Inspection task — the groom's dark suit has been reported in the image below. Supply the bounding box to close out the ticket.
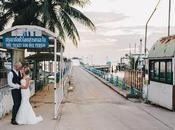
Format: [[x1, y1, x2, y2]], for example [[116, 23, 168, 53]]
[[10, 70, 22, 123]]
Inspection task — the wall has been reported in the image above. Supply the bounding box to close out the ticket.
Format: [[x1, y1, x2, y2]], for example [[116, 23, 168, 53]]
[[148, 81, 173, 110]]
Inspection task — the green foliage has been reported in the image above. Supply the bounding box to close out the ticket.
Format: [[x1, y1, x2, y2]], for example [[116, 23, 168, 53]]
[[0, 0, 95, 45], [128, 56, 139, 70]]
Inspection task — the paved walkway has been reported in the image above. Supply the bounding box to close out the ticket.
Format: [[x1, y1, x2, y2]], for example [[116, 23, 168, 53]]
[[1, 67, 175, 130], [56, 67, 175, 130]]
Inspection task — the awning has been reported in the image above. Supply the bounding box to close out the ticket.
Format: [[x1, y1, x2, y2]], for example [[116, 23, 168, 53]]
[[25, 53, 67, 62]]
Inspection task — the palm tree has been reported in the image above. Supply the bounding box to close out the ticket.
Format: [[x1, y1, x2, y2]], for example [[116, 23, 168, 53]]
[[0, 0, 95, 45], [128, 55, 139, 70]]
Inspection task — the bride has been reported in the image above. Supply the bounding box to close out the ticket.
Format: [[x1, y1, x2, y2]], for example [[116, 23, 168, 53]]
[[16, 66, 43, 125]]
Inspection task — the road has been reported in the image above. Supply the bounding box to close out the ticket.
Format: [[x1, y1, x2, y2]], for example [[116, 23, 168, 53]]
[[56, 67, 171, 130]]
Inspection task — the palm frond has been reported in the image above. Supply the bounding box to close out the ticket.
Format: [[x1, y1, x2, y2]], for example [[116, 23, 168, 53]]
[[59, 9, 80, 46], [3, 0, 33, 14], [51, 5, 65, 39], [64, 5, 95, 31], [0, 10, 13, 31], [54, 0, 90, 7], [40, 0, 51, 26], [129, 56, 140, 70], [12, 2, 39, 26], [0, 0, 95, 46], [135, 57, 140, 70]]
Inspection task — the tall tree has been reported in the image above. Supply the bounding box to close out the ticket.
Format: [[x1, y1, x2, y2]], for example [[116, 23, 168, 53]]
[[0, 0, 95, 45]]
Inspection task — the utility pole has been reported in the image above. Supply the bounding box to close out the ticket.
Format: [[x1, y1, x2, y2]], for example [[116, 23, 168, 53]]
[[129, 44, 131, 56], [168, 0, 171, 36], [144, 0, 160, 56], [140, 39, 142, 56], [144, 1, 160, 102]]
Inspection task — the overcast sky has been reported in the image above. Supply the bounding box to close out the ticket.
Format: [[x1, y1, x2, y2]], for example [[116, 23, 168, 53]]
[[64, 0, 175, 65]]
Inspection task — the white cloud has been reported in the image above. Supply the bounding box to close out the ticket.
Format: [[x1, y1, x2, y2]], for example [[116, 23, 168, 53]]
[[66, 0, 175, 64]]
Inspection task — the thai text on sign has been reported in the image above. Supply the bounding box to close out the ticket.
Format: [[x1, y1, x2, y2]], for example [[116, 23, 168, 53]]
[[2, 36, 49, 48]]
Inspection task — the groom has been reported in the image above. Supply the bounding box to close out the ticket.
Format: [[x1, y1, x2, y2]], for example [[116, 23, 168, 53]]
[[7, 62, 23, 125]]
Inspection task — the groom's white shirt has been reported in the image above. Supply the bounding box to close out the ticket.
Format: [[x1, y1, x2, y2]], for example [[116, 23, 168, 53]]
[[7, 69, 21, 89]]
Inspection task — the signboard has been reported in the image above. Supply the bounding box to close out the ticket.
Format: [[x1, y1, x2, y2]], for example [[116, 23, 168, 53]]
[[2, 36, 49, 49]]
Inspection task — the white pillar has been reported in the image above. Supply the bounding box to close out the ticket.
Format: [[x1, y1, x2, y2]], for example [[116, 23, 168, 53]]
[[60, 43, 63, 96], [12, 49, 24, 66], [54, 38, 57, 119], [173, 57, 175, 85]]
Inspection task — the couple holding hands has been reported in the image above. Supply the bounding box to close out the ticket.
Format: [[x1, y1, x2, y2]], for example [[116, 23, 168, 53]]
[[8, 62, 43, 125]]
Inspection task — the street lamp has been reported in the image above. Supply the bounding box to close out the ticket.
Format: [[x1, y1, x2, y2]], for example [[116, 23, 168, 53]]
[[144, 0, 161, 56], [168, 0, 171, 36]]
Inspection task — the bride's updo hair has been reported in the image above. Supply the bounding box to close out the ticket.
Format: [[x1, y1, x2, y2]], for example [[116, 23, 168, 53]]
[[24, 66, 30, 75]]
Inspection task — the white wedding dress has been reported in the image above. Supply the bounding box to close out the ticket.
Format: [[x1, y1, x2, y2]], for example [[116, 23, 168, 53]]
[[16, 77, 43, 125]]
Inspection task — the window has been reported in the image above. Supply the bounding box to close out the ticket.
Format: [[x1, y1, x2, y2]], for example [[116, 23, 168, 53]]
[[154, 61, 159, 80], [160, 62, 165, 82], [149, 61, 159, 81], [149, 59, 173, 84], [167, 61, 173, 84], [150, 61, 154, 80]]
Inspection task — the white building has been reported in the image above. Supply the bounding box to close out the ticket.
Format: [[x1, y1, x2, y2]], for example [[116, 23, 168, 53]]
[[147, 35, 175, 110], [71, 57, 80, 66]]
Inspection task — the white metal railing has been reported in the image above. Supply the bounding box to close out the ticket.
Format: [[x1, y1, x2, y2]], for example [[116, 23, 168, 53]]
[[54, 61, 72, 119]]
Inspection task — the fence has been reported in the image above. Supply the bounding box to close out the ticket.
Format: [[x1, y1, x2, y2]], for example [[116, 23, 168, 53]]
[[54, 61, 72, 119], [84, 66, 143, 98], [124, 70, 143, 90]]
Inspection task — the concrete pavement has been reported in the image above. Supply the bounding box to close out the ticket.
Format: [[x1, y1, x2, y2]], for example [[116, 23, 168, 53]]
[[56, 67, 175, 130], [1, 66, 175, 130]]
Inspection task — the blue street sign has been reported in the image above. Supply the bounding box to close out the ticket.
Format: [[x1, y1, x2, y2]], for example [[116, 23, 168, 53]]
[[2, 36, 49, 49]]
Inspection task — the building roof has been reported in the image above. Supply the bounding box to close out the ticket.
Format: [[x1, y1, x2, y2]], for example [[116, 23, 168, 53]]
[[0, 25, 57, 38], [148, 35, 175, 59]]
